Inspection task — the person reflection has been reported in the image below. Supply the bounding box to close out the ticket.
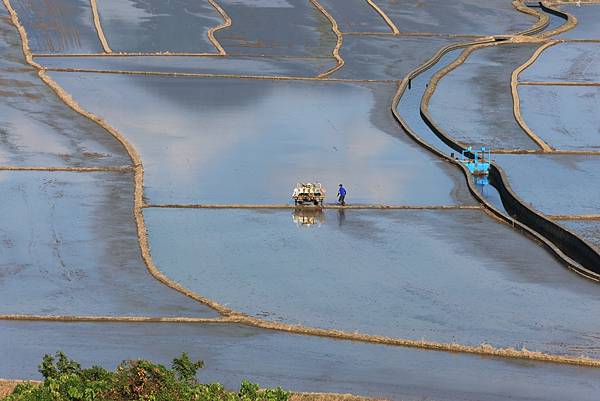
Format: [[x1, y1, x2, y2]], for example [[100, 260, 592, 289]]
[[337, 208, 346, 227]]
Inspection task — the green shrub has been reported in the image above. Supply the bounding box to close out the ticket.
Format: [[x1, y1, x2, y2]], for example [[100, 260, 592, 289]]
[[6, 352, 289, 401]]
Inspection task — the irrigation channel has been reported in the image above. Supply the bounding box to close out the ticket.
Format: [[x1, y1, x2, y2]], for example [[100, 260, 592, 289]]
[[395, 4, 600, 282]]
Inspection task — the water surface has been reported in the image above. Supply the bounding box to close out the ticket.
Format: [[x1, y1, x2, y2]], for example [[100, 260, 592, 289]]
[[50, 73, 475, 206], [97, 0, 223, 53], [4, 320, 600, 401], [0, 171, 216, 317], [373, 0, 537, 35], [333, 35, 459, 80], [496, 154, 600, 216], [10, 0, 102, 53], [560, 220, 600, 252], [214, 0, 336, 57], [520, 43, 600, 83], [36, 55, 335, 78], [556, 4, 600, 39], [318, 0, 390, 33], [146, 207, 600, 357], [429, 44, 540, 150], [519, 85, 600, 150], [0, 10, 129, 167]]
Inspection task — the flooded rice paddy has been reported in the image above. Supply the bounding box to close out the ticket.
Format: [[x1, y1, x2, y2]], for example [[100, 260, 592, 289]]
[[0, 12, 129, 166], [428, 43, 540, 150], [10, 0, 102, 53], [333, 35, 459, 80], [96, 0, 224, 54], [4, 320, 600, 401], [368, 0, 536, 36], [518, 85, 600, 150], [519, 42, 600, 83], [318, 0, 391, 33], [145, 207, 600, 357], [49, 74, 475, 206], [496, 154, 600, 216], [0, 170, 216, 317], [555, 3, 600, 39], [213, 0, 336, 57], [35, 55, 336, 78], [560, 220, 600, 252], [3, 0, 600, 399]]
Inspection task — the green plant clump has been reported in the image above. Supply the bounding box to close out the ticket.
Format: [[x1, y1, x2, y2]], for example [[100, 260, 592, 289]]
[[6, 351, 289, 401]]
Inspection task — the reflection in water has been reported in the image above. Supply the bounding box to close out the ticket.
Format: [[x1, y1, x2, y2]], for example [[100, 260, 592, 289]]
[[292, 207, 325, 227], [337, 208, 346, 227], [50, 74, 474, 205]]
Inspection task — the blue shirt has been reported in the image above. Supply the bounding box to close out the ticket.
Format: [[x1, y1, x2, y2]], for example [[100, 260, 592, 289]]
[[338, 187, 346, 196]]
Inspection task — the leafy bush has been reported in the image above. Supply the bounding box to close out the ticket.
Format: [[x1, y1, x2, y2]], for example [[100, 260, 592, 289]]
[[5, 352, 289, 401]]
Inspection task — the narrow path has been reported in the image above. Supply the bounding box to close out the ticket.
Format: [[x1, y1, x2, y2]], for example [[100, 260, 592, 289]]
[[520, 80, 600, 86], [143, 204, 481, 210], [0, 166, 132, 172], [89, 0, 112, 53], [365, 0, 399, 34], [511, 41, 555, 151], [42, 67, 394, 83], [308, 0, 344, 78], [207, 0, 231, 55]]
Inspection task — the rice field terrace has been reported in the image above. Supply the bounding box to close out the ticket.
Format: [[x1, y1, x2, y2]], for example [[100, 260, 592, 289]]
[[1, 1, 600, 400]]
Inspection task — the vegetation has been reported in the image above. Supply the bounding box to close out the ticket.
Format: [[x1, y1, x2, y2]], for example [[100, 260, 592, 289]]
[[5, 352, 289, 401]]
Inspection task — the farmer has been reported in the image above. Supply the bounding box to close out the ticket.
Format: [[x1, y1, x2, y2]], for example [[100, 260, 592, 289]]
[[337, 184, 347, 206]]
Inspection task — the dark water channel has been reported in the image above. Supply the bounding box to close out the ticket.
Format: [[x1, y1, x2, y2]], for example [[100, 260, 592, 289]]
[[395, 47, 509, 214]]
